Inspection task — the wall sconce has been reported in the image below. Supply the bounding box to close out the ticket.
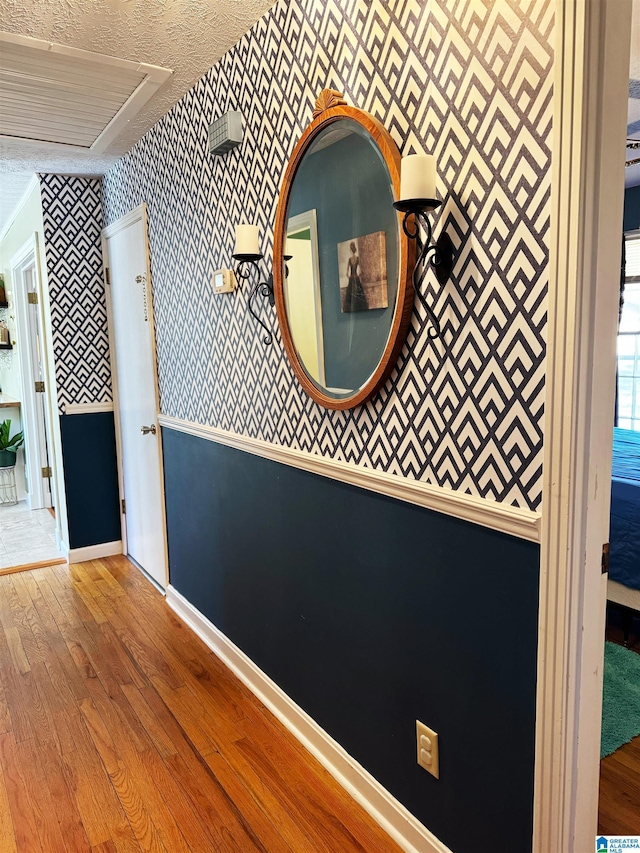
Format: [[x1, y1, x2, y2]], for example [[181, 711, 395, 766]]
[[393, 154, 453, 339], [232, 224, 277, 346]]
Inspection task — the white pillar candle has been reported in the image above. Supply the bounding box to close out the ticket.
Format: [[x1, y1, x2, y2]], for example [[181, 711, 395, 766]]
[[400, 154, 436, 201], [234, 223, 260, 256]]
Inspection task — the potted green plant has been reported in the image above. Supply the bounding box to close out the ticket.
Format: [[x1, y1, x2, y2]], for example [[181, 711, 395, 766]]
[[0, 419, 24, 468]]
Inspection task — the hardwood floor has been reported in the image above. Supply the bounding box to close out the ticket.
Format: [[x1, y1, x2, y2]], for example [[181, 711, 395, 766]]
[[599, 734, 640, 834], [598, 615, 640, 834], [0, 555, 403, 852]]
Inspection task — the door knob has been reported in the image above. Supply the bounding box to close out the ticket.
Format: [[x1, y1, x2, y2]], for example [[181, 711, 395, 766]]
[[140, 424, 157, 435]]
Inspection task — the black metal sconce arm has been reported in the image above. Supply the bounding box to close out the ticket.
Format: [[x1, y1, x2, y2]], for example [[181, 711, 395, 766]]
[[232, 253, 293, 346], [233, 254, 275, 346], [393, 199, 453, 340]]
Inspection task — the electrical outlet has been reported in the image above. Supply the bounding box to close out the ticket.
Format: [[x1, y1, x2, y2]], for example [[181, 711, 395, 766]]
[[416, 720, 439, 779]]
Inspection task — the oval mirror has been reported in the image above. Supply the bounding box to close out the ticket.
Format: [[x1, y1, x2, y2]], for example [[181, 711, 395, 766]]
[[273, 90, 414, 409]]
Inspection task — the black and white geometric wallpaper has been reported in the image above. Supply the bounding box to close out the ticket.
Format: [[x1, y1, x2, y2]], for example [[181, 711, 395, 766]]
[[40, 175, 112, 413], [103, 0, 553, 510]]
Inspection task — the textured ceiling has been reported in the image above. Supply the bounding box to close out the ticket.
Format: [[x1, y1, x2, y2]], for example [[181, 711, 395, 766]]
[[0, 0, 274, 177], [1, 0, 638, 196], [0, 171, 34, 233]]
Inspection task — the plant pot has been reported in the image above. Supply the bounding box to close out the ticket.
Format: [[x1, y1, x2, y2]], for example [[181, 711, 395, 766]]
[[0, 449, 16, 468]]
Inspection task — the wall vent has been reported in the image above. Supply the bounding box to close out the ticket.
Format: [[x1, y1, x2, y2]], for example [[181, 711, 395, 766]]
[[208, 111, 243, 156]]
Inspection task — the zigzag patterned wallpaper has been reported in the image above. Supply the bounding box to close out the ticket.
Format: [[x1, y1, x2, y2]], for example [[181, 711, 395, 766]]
[[40, 175, 112, 413], [103, 0, 553, 510]]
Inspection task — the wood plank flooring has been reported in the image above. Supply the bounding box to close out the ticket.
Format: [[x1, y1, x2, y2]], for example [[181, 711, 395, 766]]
[[599, 734, 640, 834], [0, 555, 403, 853], [599, 618, 640, 834]]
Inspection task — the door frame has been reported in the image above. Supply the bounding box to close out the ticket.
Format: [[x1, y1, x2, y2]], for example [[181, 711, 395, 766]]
[[534, 1, 632, 851], [286, 209, 326, 386], [10, 232, 61, 510], [102, 203, 169, 589]]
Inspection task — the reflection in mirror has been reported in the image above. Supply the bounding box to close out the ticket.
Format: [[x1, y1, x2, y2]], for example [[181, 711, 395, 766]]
[[284, 210, 325, 386], [285, 119, 399, 399]]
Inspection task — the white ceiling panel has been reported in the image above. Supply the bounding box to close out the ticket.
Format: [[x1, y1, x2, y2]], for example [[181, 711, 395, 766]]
[[0, 32, 171, 151]]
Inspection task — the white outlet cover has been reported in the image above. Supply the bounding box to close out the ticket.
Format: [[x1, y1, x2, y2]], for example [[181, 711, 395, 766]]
[[416, 720, 439, 779]]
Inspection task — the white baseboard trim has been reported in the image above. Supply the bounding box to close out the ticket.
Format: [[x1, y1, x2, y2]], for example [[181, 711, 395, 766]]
[[69, 540, 122, 563], [158, 415, 540, 543], [166, 584, 453, 853], [62, 401, 114, 415]]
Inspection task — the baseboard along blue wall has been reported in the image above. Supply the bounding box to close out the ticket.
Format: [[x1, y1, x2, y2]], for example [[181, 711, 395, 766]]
[[162, 426, 540, 853]]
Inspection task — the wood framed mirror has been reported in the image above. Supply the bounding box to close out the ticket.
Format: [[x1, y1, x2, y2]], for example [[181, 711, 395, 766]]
[[273, 90, 414, 410]]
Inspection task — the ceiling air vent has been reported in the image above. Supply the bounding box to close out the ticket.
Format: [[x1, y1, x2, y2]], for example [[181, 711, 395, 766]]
[[0, 31, 172, 153]]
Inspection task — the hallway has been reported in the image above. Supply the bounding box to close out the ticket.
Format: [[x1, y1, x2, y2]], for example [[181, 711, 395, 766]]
[[0, 500, 64, 572], [0, 556, 401, 852]]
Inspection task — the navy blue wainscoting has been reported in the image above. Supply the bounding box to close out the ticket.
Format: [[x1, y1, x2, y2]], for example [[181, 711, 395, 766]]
[[162, 427, 540, 853], [60, 412, 121, 549], [624, 184, 640, 231]]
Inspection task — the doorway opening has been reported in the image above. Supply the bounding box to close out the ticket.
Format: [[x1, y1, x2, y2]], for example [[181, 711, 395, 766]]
[[2, 234, 66, 570], [598, 224, 640, 833], [598, 0, 640, 833]]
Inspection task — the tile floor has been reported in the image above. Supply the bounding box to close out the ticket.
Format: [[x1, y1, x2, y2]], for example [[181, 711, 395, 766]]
[[0, 501, 66, 569]]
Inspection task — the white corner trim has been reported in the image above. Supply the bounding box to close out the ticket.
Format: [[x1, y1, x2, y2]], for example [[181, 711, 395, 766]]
[[102, 204, 145, 238], [158, 414, 541, 543], [69, 540, 122, 564], [91, 68, 172, 155], [0, 175, 39, 244], [62, 401, 114, 415], [166, 585, 453, 853]]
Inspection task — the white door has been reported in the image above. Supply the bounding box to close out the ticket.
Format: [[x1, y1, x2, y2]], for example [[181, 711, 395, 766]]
[[11, 237, 55, 511], [25, 265, 53, 508], [103, 205, 168, 589]]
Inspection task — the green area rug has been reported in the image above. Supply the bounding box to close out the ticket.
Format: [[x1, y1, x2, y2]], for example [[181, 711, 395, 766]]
[[601, 641, 640, 759]]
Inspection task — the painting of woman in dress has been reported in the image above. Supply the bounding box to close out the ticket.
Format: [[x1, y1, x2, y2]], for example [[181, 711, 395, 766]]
[[338, 231, 388, 313], [343, 241, 368, 312]]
